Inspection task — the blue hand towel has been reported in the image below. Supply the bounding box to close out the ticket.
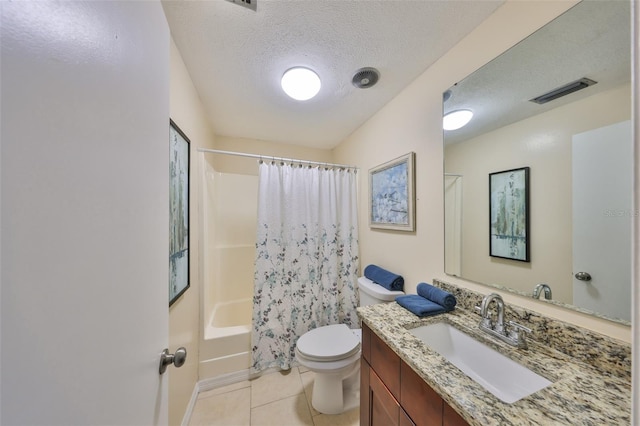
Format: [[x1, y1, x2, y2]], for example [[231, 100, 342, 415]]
[[364, 264, 404, 291], [395, 295, 447, 317], [417, 283, 457, 310]]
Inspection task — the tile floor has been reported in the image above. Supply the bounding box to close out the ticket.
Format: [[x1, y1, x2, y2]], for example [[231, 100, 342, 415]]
[[189, 366, 360, 426]]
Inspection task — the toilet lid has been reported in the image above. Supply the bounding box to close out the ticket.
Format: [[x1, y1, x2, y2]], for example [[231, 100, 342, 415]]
[[296, 324, 361, 361]]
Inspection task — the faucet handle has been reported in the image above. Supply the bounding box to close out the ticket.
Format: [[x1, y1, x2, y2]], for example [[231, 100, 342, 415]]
[[508, 321, 531, 334], [508, 321, 531, 348]]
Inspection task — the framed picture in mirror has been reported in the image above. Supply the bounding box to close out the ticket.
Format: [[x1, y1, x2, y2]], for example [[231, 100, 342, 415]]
[[489, 167, 529, 262], [369, 152, 415, 231]]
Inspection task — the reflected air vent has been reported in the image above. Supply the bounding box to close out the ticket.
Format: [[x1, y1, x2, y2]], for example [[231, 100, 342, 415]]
[[530, 78, 597, 104], [225, 0, 256, 11], [352, 67, 380, 89]]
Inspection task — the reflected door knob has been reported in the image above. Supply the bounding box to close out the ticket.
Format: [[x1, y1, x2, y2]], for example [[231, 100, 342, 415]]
[[575, 272, 592, 282], [159, 347, 187, 375]]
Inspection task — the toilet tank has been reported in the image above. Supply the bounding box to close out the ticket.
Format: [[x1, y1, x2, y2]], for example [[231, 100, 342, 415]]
[[357, 277, 405, 306]]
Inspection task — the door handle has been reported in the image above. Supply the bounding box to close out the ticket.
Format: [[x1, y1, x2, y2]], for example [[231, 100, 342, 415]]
[[574, 272, 592, 282], [159, 347, 187, 375]]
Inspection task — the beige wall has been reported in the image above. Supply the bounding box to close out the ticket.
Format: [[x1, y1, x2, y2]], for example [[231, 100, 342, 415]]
[[333, 0, 631, 343], [445, 84, 631, 304], [169, 37, 217, 425]]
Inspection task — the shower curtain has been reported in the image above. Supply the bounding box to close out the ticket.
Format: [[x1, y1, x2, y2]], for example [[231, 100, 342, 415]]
[[251, 161, 360, 372]]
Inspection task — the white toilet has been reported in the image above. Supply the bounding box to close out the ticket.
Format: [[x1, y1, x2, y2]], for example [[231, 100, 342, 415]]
[[295, 277, 404, 414]]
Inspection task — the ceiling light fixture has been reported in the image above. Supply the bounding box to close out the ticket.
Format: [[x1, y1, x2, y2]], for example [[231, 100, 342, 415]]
[[281, 67, 321, 101], [443, 109, 473, 131]]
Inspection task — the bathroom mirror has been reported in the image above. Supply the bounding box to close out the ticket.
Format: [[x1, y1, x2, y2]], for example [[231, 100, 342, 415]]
[[443, 0, 632, 323]]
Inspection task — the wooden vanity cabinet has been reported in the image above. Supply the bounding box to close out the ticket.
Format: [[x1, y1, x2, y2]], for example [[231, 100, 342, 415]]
[[361, 323, 469, 426]]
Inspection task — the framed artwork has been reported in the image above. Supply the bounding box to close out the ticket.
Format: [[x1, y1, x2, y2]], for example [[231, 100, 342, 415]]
[[169, 119, 190, 306], [489, 167, 530, 262], [369, 152, 415, 231]]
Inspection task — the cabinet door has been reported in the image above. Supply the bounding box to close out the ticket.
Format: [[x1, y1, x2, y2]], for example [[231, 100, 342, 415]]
[[361, 360, 371, 426], [443, 403, 469, 426], [370, 328, 401, 399], [370, 368, 400, 426]]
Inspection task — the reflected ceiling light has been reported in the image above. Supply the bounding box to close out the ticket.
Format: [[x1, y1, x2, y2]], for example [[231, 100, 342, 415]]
[[281, 67, 321, 101], [443, 109, 473, 131]]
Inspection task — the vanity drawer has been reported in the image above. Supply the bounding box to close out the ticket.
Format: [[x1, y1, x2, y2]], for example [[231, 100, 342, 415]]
[[443, 404, 468, 426], [368, 324, 401, 399], [400, 361, 442, 425]]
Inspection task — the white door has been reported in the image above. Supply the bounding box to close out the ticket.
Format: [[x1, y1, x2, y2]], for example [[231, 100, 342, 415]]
[[444, 175, 463, 277], [572, 120, 632, 321], [1, 1, 170, 424]]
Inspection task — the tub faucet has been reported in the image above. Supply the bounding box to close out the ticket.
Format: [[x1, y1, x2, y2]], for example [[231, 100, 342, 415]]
[[533, 283, 552, 300], [477, 292, 531, 349]]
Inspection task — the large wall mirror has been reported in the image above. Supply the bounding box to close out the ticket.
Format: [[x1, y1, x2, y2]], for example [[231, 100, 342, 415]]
[[443, 0, 632, 323]]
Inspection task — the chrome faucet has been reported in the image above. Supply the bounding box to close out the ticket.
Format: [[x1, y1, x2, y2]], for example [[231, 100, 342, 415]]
[[533, 283, 552, 300], [480, 292, 505, 333], [477, 293, 531, 349]]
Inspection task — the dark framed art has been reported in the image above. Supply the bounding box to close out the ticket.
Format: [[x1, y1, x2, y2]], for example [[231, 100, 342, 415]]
[[169, 119, 190, 306], [489, 167, 530, 262]]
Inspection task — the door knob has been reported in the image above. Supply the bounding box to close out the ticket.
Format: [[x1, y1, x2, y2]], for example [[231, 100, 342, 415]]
[[574, 272, 592, 282], [159, 347, 187, 375]]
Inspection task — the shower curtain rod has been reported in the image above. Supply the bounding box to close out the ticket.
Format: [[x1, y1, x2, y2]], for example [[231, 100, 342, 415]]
[[198, 148, 359, 170]]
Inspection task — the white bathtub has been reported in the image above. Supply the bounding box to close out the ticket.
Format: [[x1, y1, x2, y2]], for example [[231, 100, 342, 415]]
[[200, 298, 252, 379]]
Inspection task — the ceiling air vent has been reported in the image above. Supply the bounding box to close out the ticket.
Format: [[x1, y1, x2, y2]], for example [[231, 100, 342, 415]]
[[352, 67, 380, 89], [530, 77, 597, 104], [225, 0, 256, 11]]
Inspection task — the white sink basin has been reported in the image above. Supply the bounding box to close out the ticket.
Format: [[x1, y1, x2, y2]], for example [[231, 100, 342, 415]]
[[409, 322, 552, 404]]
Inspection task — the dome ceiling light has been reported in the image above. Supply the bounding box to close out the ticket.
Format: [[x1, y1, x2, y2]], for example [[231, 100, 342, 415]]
[[443, 109, 473, 131], [281, 67, 321, 101]]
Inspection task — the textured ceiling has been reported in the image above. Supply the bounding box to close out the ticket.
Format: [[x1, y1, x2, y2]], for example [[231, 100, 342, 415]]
[[444, 0, 631, 145], [162, 0, 503, 149]]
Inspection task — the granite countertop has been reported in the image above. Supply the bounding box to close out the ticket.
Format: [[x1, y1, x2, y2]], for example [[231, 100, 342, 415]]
[[357, 302, 631, 426]]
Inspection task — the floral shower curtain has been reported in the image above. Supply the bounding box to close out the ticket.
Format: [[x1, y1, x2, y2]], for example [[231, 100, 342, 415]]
[[251, 161, 360, 373]]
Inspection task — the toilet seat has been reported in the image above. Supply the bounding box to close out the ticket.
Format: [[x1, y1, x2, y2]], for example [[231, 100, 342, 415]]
[[296, 324, 360, 362]]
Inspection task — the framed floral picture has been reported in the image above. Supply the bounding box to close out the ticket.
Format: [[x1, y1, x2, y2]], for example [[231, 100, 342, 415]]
[[489, 167, 530, 262], [169, 119, 190, 306], [369, 152, 415, 231]]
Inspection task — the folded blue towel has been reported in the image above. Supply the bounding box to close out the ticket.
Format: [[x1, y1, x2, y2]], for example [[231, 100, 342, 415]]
[[417, 283, 457, 310], [395, 295, 447, 317], [364, 264, 404, 291]]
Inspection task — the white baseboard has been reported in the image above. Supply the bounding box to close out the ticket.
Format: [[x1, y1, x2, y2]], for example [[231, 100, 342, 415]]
[[198, 369, 253, 392], [181, 369, 254, 426], [180, 383, 199, 426]]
